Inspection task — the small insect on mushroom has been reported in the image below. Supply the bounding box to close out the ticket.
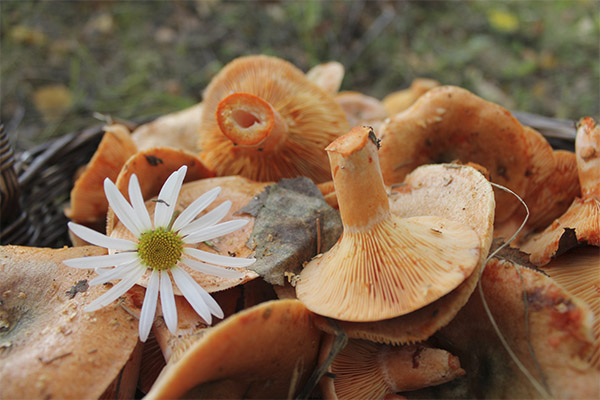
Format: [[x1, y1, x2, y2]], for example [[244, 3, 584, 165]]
[[63, 166, 256, 342]]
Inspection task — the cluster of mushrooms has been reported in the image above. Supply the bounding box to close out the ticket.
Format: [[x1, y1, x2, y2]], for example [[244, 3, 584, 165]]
[[1, 55, 598, 399]]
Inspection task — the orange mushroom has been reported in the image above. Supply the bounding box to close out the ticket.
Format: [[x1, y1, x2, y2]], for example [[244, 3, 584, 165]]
[[305, 61, 345, 95], [296, 126, 482, 322], [0, 245, 141, 399], [198, 54, 350, 183], [381, 77, 440, 115], [378, 85, 530, 223], [335, 90, 388, 131]]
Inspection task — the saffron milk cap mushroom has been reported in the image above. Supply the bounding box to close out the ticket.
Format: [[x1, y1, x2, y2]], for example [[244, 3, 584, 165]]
[[198, 54, 350, 183], [381, 78, 440, 115], [296, 126, 482, 321], [0, 245, 141, 399], [378, 85, 530, 222], [305, 61, 345, 95], [319, 336, 465, 400], [145, 299, 322, 399]]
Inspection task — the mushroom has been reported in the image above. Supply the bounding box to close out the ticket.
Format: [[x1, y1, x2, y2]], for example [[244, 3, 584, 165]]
[[305, 61, 345, 95], [296, 126, 482, 322], [418, 256, 600, 399], [65, 124, 137, 227], [131, 103, 204, 152], [381, 78, 440, 115], [319, 335, 465, 400], [542, 246, 600, 368], [335, 91, 388, 131], [0, 245, 141, 399], [378, 85, 530, 222], [311, 162, 495, 345], [144, 299, 322, 399], [520, 118, 599, 265], [197, 54, 350, 183]]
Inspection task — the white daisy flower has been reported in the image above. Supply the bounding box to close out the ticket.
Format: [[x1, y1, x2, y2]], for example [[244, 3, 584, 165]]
[[64, 165, 255, 342]]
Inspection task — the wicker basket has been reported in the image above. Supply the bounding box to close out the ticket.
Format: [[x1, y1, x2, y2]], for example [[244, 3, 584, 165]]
[[0, 113, 576, 249]]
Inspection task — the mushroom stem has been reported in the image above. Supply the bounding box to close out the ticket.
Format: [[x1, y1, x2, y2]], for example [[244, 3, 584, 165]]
[[216, 92, 288, 153], [326, 126, 389, 231]]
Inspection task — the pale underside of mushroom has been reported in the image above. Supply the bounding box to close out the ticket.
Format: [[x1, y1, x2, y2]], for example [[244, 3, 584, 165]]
[[305, 61, 345, 95]]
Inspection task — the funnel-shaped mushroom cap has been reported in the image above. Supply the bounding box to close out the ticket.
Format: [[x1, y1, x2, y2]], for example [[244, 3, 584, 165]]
[[0, 245, 140, 399], [421, 257, 599, 399], [145, 299, 322, 399], [378, 85, 530, 222], [311, 163, 495, 344], [306, 61, 345, 95], [319, 336, 465, 400], [576, 117, 600, 199], [106, 146, 215, 235], [381, 78, 440, 115], [65, 124, 137, 224], [131, 103, 203, 152], [543, 246, 600, 368], [296, 126, 482, 322], [198, 55, 350, 183], [335, 91, 388, 129]]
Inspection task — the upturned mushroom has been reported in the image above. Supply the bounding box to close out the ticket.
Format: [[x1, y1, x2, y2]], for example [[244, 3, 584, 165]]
[[311, 162, 495, 344], [0, 245, 141, 399], [197, 54, 350, 183], [377, 85, 530, 222], [295, 126, 482, 322], [319, 335, 465, 400], [381, 78, 440, 115], [144, 299, 322, 399], [335, 91, 388, 131]]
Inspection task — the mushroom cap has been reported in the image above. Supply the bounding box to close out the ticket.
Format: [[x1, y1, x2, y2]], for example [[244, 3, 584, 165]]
[[335, 90, 388, 129], [378, 85, 530, 222], [65, 124, 137, 224], [106, 146, 215, 235], [381, 78, 440, 115], [0, 245, 141, 399], [305, 61, 345, 94], [144, 299, 322, 399], [319, 336, 465, 400], [110, 175, 269, 294], [198, 54, 350, 183], [422, 257, 599, 399], [543, 246, 600, 368], [520, 196, 600, 266], [131, 103, 203, 152], [495, 149, 580, 243], [296, 127, 482, 322], [576, 117, 600, 199]]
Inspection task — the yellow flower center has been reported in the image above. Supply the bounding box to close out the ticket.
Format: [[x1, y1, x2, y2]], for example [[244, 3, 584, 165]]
[[137, 227, 183, 270]]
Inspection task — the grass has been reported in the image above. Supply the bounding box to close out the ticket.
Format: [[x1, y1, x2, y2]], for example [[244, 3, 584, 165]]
[[1, 0, 598, 151]]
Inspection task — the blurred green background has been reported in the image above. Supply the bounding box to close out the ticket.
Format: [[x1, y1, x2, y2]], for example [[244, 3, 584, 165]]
[[1, 0, 598, 151]]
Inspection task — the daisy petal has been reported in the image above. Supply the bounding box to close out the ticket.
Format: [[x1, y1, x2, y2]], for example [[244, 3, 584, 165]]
[[68, 222, 136, 251], [154, 166, 187, 228], [182, 219, 249, 244], [196, 285, 224, 319], [184, 247, 256, 267], [139, 269, 160, 342], [159, 271, 178, 335], [104, 178, 144, 236], [89, 260, 140, 286], [171, 267, 213, 324], [178, 201, 232, 237], [129, 174, 152, 231], [63, 251, 138, 269], [172, 186, 221, 232], [182, 257, 245, 279], [85, 267, 145, 312]]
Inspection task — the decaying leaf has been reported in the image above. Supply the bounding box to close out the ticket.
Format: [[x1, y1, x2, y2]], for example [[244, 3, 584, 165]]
[[241, 177, 342, 286]]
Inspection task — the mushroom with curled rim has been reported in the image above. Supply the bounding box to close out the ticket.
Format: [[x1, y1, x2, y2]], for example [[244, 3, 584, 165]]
[[520, 117, 599, 266], [65, 124, 137, 228], [377, 85, 530, 223], [416, 256, 599, 399], [295, 126, 483, 322], [305, 61, 345, 95], [319, 335, 465, 400], [197, 54, 350, 183], [335, 91, 388, 133], [0, 245, 141, 400], [381, 77, 440, 116], [311, 162, 495, 345], [144, 299, 322, 399]]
